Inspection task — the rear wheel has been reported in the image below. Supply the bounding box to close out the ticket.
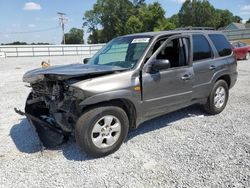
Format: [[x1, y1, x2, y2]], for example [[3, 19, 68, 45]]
[[75, 106, 129, 157], [204, 80, 229, 115]]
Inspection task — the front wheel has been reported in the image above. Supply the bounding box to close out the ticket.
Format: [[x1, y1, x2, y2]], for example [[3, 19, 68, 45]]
[[75, 106, 129, 157], [204, 80, 229, 115]]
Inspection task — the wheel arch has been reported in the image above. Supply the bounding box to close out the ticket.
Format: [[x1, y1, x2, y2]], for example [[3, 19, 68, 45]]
[[215, 74, 231, 88], [80, 98, 138, 130]]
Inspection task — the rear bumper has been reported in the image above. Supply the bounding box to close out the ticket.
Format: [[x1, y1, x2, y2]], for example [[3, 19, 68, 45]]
[[230, 71, 238, 89]]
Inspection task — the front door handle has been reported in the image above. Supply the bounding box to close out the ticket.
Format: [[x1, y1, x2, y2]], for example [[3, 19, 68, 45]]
[[181, 74, 191, 81], [209, 65, 216, 70]]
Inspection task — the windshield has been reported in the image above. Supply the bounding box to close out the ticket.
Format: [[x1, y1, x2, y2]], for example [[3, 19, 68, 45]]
[[88, 36, 152, 68]]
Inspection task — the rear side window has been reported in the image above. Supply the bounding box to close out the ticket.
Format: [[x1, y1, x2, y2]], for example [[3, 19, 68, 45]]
[[192, 35, 212, 62], [232, 42, 239, 48], [208, 34, 232, 57], [239, 42, 246, 47]]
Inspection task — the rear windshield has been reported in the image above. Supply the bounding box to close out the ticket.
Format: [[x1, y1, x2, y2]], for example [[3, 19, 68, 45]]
[[208, 34, 232, 57]]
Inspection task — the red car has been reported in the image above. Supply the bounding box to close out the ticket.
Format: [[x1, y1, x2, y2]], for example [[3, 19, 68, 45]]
[[232, 41, 250, 60]]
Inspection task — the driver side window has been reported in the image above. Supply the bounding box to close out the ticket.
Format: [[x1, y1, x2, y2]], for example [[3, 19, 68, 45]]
[[153, 38, 189, 68]]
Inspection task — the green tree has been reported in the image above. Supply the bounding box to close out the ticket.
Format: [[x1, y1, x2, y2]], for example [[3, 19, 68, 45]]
[[216, 10, 242, 28], [64, 28, 84, 44], [84, 0, 134, 42], [137, 2, 166, 31], [169, 14, 180, 28], [178, 0, 220, 28], [132, 0, 145, 7], [246, 18, 250, 24], [178, 0, 241, 29], [84, 0, 243, 43], [5, 41, 27, 45], [83, 0, 171, 43], [125, 15, 143, 33], [233, 16, 242, 23], [216, 9, 234, 28], [87, 29, 106, 44], [154, 19, 176, 31]]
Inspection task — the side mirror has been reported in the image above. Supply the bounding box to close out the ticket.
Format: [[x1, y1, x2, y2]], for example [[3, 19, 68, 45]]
[[149, 59, 170, 73], [83, 58, 90, 64]]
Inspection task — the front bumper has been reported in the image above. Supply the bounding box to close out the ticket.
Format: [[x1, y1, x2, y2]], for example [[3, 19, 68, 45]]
[[14, 108, 66, 148]]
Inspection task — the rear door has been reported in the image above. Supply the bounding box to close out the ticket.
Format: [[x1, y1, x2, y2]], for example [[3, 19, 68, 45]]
[[142, 35, 194, 118], [191, 34, 217, 99], [193, 33, 234, 99]]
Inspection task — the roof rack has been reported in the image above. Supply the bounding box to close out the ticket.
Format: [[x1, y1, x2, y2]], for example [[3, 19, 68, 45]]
[[175, 27, 216, 31]]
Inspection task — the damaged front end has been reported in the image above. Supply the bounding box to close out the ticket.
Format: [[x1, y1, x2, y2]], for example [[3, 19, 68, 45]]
[[18, 79, 84, 148], [15, 63, 126, 148]]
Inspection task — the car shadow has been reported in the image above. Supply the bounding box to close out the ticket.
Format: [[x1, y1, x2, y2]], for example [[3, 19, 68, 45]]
[[10, 118, 92, 161], [10, 118, 42, 153], [10, 105, 206, 161], [127, 104, 206, 141]]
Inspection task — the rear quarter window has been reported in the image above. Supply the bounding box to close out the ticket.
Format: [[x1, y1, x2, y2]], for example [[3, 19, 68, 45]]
[[239, 42, 247, 47], [208, 34, 232, 57]]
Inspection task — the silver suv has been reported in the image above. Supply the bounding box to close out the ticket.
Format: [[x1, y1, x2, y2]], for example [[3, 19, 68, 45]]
[[16, 30, 238, 157]]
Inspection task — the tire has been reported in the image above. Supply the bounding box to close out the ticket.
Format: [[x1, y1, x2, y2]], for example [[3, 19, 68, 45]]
[[245, 52, 250, 60], [75, 105, 129, 157], [204, 80, 229, 115]]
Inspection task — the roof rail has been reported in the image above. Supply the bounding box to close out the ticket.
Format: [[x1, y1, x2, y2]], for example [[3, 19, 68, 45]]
[[175, 27, 216, 31]]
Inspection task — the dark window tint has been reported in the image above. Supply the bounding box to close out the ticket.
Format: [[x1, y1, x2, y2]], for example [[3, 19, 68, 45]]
[[192, 35, 212, 61], [209, 34, 232, 57], [155, 38, 188, 68]]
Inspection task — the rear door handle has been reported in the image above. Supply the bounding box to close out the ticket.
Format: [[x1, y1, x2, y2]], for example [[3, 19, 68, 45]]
[[181, 74, 191, 81], [209, 65, 216, 70]]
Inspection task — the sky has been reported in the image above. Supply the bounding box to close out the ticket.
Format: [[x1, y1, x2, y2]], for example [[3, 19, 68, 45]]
[[0, 0, 250, 44]]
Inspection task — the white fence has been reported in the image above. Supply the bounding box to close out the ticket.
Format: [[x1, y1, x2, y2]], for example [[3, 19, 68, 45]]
[[0, 44, 105, 58], [223, 28, 250, 41], [1, 29, 250, 58]]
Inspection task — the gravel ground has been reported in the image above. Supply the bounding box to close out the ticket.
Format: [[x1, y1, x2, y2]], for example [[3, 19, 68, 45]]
[[0, 56, 249, 188]]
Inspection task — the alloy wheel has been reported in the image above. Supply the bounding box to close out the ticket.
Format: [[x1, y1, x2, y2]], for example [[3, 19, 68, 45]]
[[91, 115, 121, 148], [214, 86, 226, 109]]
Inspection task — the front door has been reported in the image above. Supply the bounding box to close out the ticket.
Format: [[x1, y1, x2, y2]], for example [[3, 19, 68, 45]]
[[142, 35, 194, 118]]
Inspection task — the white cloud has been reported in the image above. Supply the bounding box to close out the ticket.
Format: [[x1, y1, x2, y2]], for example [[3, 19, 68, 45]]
[[11, 24, 20, 28], [241, 5, 250, 11], [171, 0, 187, 4], [238, 5, 250, 15], [23, 2, 41, 10], [28, 24, 36, 28], [3, 34, 9, 38]]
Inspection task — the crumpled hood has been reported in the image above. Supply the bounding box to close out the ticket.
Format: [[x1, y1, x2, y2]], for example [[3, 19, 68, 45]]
[[23, 63, 126, 83]]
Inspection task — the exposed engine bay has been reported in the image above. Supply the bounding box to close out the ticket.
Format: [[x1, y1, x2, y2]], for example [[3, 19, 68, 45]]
[[28, 81, 80, 131]]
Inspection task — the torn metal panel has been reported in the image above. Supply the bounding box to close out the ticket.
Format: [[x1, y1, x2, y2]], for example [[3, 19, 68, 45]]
[[14, 108, 66, 148]]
